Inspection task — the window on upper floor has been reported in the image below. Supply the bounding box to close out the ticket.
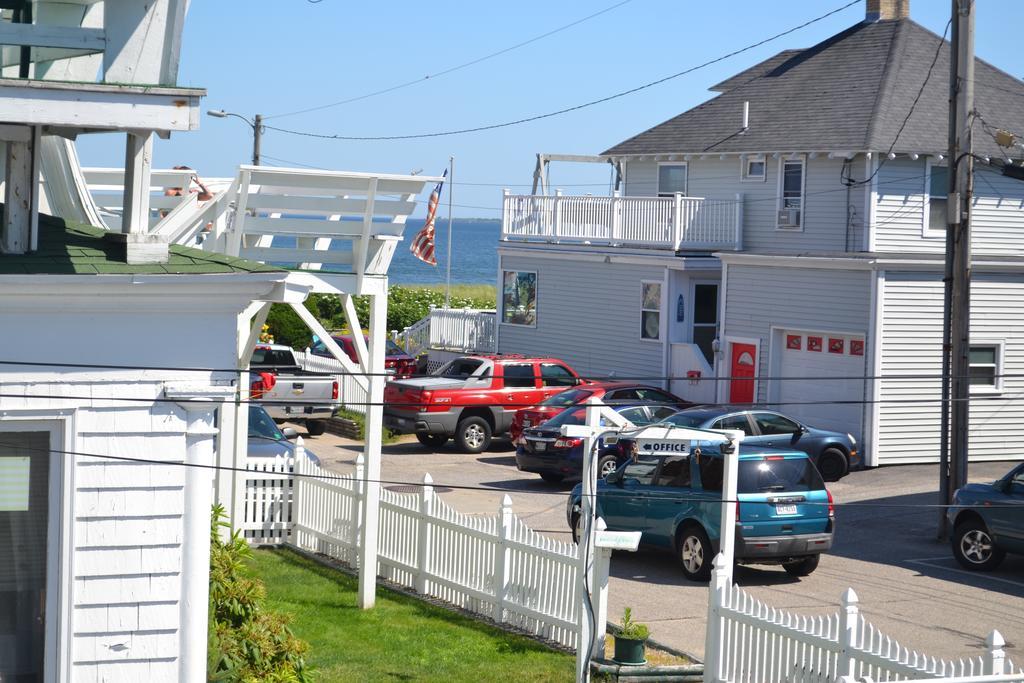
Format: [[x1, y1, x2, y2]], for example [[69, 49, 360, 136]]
[[928, 164, 949, 234], [742, 155, 766, 182], [777, 158, 805, 230], [657, 164, 687, 197]]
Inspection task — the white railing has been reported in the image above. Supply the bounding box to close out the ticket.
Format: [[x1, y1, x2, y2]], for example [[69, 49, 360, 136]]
[[502, 191, 743, 251], [240, 455, 296, 545], [287, 453, 583, 648], [294, 349, 368, 415], [429, 307, 497, 353], [392, 315, 432, 356], [705, 555, 1020, 683]]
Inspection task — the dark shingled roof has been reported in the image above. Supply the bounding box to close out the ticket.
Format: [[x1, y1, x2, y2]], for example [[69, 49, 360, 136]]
[[603, 19, 1024, 160], [0, 211, 284, 275]]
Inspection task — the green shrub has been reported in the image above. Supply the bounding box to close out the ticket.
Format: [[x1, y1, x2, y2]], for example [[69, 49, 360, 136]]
[[618, 607, 650, 641], [207, 505, 313, 682], [335, 408, 402, 444]]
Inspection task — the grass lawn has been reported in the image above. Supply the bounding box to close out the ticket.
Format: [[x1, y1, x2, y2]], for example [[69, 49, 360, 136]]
[[248, 547, 574, 682], [404, 283, 496, 303]]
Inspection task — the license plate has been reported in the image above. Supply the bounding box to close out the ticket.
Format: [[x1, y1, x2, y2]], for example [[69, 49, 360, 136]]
[[775, 504, 798, 515], [534, 442, 546, 452]]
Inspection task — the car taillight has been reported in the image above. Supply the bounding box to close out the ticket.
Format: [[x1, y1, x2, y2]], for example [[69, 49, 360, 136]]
[[420, 390, 433, 405], [554, 437, 582, 449], [386, 359, 396, 368], [250, 371, 276, 399], [332, 380, 339, 400], [827, 488, 834, 517]]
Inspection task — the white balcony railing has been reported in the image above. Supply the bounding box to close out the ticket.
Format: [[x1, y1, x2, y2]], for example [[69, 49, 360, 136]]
[[428, 307, 497, 353], [501, 192, 743, 251]]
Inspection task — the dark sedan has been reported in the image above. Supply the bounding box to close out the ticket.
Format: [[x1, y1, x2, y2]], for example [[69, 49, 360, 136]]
[[248, 405, 321, 464], [515, 403, 678, 484], [948, 462, 1024, 570], [619, 406, 858, 481]]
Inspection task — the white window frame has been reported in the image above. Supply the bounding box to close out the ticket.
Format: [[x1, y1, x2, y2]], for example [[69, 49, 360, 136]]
[[922, 157, 949, 239], [741, 154, 767, 182], [640, 280, 663, 342], [775, 155, 806, 231], [0, 411, 75, 683], [499, 270, 538, 328], [656, 162, 688, 198], [969, 340, 1004, 394]]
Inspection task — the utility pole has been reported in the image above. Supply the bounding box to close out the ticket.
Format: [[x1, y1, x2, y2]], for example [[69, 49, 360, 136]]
[[253, 114, 263, 166], [939, 0, 975, 538]]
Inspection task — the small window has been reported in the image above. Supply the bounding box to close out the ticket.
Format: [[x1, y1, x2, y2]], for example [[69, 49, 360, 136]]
[[969, 344, 999, 389], [655, 455, 692, 488], [742, 155, 766, 181], [635, 388, 677, 405], [502, 271, 537, 326], [641, 282, 661, 340], [929, 165, 949, 233], [436, 358, 485, 378], [753, 412, 800, 436], [712, 414, 752, 435], [697, 454, 724, 492], [621, 455, 659, 486], [503, 363, 537, 388], [657, 164, 687, 197], [540, 363, 576, 387], [618, 407, 652, 425], [778, 158, 805, 229]]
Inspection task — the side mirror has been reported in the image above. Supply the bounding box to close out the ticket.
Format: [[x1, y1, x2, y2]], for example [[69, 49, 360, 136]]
[[606, 469, 623, 485], [994, 478, 1010, 493], [282, 427, 298, 440], [799, 424, 809, 434]]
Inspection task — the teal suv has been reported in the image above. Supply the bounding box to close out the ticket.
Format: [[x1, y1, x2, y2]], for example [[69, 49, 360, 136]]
[[567, 446, 835, 581], [947, 462, 1024, 571]]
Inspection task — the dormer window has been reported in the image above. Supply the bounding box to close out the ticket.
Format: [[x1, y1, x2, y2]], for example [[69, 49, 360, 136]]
[[657, 163, 687, 197], [742, 155, 766, 182]]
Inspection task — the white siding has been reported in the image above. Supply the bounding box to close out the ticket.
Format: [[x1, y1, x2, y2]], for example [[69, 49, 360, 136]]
[[623, 156, 868, 253], [874, 159, 1024, 255], [876, 271, 1024, 464], [497, 251, 667, 382]]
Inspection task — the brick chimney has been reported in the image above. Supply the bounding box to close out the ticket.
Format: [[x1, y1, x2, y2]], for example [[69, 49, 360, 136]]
[[866, 0, 910, 21]]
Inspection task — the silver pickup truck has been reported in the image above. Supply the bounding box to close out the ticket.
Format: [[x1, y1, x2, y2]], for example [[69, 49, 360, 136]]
[[250, 344, 344, 436]]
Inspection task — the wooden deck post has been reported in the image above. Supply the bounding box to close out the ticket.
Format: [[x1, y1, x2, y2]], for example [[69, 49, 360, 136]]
[[121, 131, 153, 234], [358, 291, 387, 608], [1, 125, 39, 254]]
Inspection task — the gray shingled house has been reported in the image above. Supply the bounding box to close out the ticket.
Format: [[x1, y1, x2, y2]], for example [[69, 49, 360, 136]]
[[495, 0, 1024, 469]]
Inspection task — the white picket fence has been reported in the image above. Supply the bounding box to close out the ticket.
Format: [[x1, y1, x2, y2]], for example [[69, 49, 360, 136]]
[[240, 455, 295, 545], [282, 450, 582, 648], [293, 349, 369, 415], [705, 555, 1021, 683]]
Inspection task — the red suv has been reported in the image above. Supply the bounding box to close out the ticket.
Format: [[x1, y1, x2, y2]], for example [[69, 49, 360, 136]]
[[311, 334, 418, 378], [510, 382, 694, 443]]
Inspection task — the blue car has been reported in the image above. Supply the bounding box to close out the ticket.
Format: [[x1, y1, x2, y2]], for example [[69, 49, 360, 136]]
[[515, 403, 678, 484], [567, 445, 835, 581], [638, 407, 859, 482], [948, 462, 1024, 571]]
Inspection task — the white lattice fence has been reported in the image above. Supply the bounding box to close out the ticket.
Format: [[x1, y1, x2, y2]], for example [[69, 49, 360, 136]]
[[705, 555, 1020, 683]]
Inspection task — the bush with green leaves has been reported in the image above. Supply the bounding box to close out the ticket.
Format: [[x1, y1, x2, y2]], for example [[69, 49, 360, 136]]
[[618, 607, 650, 641], [352, 286, 496, 334], [207, 505, 313, 682]]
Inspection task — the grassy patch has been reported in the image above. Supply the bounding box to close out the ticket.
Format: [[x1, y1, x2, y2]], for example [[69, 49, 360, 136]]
[[334, 408, 404, 444], [403, 283, 496, 303], [248, 547, 574, 682]]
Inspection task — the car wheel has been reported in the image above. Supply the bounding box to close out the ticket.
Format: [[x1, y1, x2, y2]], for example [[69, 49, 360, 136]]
[[415, 433, 448, 449], [952, 519, 1006, 571], [783, 555, 820, 577], [597, 454, 620, 479], [455, 416, 492, 453], [570, 512, 581, 545], [677, 525, 713, 582], [305, 420, 326, 437], [817, 448, 848, 482]]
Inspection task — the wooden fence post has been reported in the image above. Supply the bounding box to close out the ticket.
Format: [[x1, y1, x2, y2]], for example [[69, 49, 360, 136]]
[[493, 494, 513, 625], [838, 588, 859, 680], [704, 553, 729, 683], [985, 630, 1006, 675], [416, 473, 434, 594], [354, 453, 365, 553]]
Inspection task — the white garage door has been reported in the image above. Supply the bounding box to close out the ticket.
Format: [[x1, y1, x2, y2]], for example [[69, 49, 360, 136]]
[[776, 331, 866, 439]]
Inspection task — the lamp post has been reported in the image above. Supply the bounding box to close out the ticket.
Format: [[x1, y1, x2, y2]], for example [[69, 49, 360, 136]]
[[206, 110, 263, 166]]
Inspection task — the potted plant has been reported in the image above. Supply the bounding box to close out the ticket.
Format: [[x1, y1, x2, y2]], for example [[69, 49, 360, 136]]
[[613, 607, 649, 665]]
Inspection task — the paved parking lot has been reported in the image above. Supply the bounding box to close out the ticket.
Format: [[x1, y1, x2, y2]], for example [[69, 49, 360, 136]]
[[297, 427, 1024, 663]]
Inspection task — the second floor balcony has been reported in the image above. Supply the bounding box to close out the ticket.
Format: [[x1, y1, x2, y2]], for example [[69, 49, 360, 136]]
[[501, 192, 743, 251]]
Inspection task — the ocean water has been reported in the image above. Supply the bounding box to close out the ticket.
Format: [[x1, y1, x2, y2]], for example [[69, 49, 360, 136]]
[[271, 218, 500, 286]]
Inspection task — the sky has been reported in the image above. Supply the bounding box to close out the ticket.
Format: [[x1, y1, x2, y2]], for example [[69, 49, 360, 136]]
[[77, 0, 1024, 218]]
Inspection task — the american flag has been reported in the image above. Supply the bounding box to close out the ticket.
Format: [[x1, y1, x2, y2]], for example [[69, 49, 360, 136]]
[[410, 170, 447, 265]]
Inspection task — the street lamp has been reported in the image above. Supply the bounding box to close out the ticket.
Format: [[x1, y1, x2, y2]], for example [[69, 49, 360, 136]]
[[206, 109, 263, 166]]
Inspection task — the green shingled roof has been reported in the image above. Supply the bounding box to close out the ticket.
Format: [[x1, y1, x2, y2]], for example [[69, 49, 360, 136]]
[[0, 211, 284, 275]]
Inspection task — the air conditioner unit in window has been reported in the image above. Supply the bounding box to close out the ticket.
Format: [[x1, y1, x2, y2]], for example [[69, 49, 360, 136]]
[[777, 208, 801, 227]]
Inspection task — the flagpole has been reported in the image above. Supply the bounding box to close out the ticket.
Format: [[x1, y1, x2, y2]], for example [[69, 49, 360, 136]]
[[444, 155, 454, 309]]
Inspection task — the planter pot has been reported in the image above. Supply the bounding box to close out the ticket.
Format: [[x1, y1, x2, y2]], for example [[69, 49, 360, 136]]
[[613, 636, 647, 666]]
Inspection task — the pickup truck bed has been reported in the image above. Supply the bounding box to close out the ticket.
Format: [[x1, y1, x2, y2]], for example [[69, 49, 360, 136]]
[[251, 344, 343, 436]]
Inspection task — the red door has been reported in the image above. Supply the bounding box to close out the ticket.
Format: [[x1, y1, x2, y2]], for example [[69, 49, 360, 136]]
[[729, 342, 757, 404]]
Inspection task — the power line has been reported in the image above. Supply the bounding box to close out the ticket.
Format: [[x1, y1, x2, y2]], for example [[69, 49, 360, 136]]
[[264, 0, 635, 121], [264, 0, 861, 141]]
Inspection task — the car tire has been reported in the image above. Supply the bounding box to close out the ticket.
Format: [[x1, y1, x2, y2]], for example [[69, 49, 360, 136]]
[[415, 433, 448, 449], [952, 519, 1006, 571], [597, 454, 620, 480], [305, 420, 327, 437], [677, 525, 713, 582], [540, 472, 565, 484], [817, 448, 849, 482], [570, 512, 581, 545], [455, 416, 492, 453], [782, 555, 820, 577]]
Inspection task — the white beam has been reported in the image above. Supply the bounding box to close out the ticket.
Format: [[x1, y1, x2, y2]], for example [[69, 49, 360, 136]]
[[2, 126, 39, 254], [0, 23, 104, 50], [343, 294, 370, 372], [355, 177, 378, 288], [290, 302, 369, 392], [121, 132, 153, 234], [358, 290, 387, 608]]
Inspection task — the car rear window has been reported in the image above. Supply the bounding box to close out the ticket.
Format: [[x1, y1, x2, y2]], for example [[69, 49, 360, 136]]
[[738, 457, 825, 494], [436, 358, 485, 378], [661, 412, 707, 428], [251, 348, 296, 367], [541, 388, 593, 407]]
